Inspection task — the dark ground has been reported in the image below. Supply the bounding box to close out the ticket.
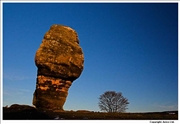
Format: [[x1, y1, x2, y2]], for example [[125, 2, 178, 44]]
[[3, 104, 178, 120]]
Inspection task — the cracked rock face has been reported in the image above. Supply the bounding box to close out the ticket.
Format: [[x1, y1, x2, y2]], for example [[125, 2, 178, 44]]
[[33, 24, 84, 110]]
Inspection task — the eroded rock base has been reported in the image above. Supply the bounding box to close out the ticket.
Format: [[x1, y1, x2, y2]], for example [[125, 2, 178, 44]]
[[33, 75, 72, 110]]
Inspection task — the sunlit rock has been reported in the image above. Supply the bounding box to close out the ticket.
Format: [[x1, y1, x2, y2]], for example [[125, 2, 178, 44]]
[[33, 24, 84, 110]]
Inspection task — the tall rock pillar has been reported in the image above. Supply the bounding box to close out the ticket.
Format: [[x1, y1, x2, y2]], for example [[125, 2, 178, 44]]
[[33, 24, 84, 110]]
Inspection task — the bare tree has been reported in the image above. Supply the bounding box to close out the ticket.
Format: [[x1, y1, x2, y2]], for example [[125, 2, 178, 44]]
[[98, 91, 129, 113]]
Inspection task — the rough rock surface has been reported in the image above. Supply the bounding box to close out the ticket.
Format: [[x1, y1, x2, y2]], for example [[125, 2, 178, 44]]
[[33, 24, 84, 110]]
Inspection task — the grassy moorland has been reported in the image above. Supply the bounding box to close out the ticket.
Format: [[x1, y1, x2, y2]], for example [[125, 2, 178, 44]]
[[3, 104, 178, 120]]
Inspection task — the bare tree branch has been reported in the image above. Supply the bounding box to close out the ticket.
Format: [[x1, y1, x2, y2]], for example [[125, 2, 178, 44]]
[[98, 91, 129, 113]]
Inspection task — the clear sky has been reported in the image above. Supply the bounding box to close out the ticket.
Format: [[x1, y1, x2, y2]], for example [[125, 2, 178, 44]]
[[2, 2, 178, 113]]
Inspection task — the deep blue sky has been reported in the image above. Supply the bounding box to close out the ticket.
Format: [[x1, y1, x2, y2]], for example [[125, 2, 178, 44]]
[[2, 2, 178, 112]]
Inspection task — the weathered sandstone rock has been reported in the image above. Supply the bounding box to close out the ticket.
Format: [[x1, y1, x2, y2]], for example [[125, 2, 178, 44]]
[[33, 24, 84, 110]]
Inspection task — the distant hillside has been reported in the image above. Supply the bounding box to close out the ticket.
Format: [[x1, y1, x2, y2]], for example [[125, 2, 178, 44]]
[[144, 111, 178, 114]]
